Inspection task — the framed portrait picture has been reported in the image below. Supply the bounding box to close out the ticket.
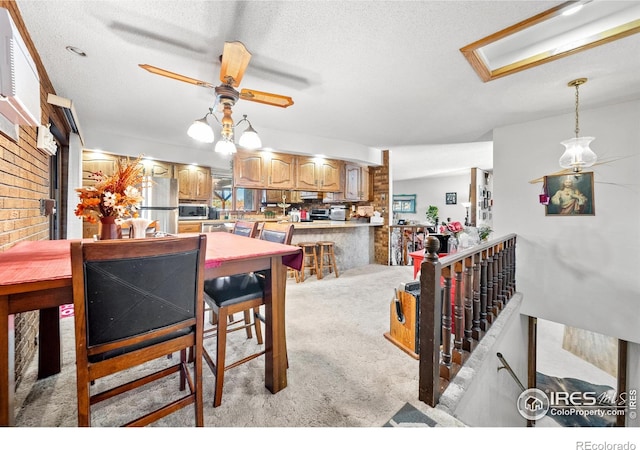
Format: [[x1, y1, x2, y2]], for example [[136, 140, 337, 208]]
[[545, 172, 595, 216], [445, 192, 457, 205]]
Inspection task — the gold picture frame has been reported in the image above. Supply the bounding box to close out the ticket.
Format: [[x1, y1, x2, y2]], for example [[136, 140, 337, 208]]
[[545, 172, 594, 216]]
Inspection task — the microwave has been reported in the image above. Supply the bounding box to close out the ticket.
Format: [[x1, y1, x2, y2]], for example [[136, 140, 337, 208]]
[[178, 204, 208, 219]]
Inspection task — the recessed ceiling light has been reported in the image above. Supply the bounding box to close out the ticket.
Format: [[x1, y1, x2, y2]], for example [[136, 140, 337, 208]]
[[460, 0, 640, 82], [65, 46, 87, 57]]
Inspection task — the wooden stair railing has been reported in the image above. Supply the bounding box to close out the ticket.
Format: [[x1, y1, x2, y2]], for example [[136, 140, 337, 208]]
[[418, 233, 517, 407]]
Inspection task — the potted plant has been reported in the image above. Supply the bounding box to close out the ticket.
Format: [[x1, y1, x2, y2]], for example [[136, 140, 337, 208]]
[[425, 205, 439, 225], [478, 225, 493, 241]]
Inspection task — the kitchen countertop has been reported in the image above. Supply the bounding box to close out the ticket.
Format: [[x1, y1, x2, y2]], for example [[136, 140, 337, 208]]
[[181, 219, 383, 229]]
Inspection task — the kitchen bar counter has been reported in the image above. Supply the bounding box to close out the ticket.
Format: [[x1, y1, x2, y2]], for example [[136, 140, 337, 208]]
[[181, 219, 383, 272], [181, 219, 381, 230]]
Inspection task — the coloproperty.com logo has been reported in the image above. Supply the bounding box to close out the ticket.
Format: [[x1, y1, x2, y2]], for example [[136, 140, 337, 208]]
[[516, 387, 637, 421]]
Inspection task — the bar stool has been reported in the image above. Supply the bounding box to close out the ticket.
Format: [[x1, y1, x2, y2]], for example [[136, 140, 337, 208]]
[[298, 242, 319, 281], [317, 241, 339, 279]]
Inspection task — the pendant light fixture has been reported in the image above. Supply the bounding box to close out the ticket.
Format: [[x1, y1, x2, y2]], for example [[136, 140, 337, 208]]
[[187, 103, 262, 155], [559, 78, 597, 173]]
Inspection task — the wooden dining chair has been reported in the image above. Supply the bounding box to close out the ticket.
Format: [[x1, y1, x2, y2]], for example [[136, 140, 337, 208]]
[[203, 220, 260, 341], [70, 235, 206, 427], [201, 223, 228, 233], [232, 220, 259, 237], [202, 222, 295, 407]]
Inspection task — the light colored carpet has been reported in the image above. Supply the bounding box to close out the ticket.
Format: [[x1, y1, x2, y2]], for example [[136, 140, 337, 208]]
[[13, 264, 465, 428]]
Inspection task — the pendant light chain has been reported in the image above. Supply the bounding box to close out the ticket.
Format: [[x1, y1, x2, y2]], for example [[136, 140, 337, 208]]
[[574, 82, 580, 138]]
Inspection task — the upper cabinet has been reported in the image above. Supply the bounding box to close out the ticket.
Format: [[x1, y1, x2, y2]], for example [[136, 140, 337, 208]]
[[342, 163, 371, 201], [143, 160, 173, 178], [233, 151, 265, 188], [264, 153, 296, 189], [82, 152, 117, 186], [233, 150, 372, 200], [296, 157, 342, 192], [176, 164, 211, 202], [234, 151, 296, 189]]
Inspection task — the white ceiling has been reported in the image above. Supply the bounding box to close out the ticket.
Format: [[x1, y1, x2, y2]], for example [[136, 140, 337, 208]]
[[16, 0, 640, 181]]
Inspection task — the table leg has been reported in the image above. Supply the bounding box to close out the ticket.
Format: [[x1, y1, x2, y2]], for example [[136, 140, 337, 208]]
[[1, 297, 15, 426], [37, 307, 61, 379], [264, 257, 287, 394]]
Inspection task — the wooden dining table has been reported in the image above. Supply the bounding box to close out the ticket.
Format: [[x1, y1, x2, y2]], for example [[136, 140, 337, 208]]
[[0, 232, 302, 426]]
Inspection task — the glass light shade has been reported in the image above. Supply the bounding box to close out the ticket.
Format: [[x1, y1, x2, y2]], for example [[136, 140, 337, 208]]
[[214, 139, 237, 155], [559, 136, 597, 172], [238, 125, 262, 150], [187, 118, 214, 143]]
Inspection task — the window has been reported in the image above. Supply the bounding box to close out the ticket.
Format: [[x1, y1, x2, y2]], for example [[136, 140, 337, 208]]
[[392, 194, 416, 213]]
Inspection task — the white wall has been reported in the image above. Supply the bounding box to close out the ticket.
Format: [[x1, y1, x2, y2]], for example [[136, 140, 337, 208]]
[[393, 173, 471, 225], [441, 296, 529, 427], [493, 99, 640, 344], [65, 132, 83, 239]]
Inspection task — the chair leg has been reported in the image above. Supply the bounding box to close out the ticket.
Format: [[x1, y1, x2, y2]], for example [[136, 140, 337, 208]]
[[77, 380, 90, 427], [243, 310, 254, 339], [179, 349, 188, 391], [214, 309, 228, 408], [253, 307, 263, 345]]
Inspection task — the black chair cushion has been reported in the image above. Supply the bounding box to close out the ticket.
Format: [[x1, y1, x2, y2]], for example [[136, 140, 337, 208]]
[[234, 227, 253, 237], [260, 229, 286, 243], [203, 273, 264, 308]]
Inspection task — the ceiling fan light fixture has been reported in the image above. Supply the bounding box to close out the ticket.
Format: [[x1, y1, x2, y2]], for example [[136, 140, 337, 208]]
[[187, 116, 214, 143], [238, 123, 262, 150], [214, 138, 237, 155], [559, 78, 596, 173]]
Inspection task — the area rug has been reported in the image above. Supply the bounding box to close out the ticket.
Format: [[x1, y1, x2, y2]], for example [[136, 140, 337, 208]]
[[59, 304, 74, 319], [383, 402, 437, 427]]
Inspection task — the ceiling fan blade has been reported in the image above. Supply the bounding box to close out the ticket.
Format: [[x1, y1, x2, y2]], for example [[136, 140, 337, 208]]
[[139, 64, 214, 88], [220, 41, 252, 87], [240, 89, 294, 108]]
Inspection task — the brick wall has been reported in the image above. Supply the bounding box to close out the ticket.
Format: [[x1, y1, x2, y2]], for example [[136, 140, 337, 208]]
[[370, 150, 390, 265], [0, 0, 70, 387]]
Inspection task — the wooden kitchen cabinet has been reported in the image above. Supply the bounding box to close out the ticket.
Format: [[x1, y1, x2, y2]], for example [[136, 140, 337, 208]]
[[265, 189, 302, 204], [296, 157, 343, 192], [264, 153, 296, 189], [360, 165, 371, 201], [176, 164, 211, 201], [234, 151, 265, 188], [82, 152, 117, 186], [338, 163, 371, 201], [234, 151, 296, 189], [178, 221, 202, 233], [344, 163, 361, 200], [143, 160, 173, 178]]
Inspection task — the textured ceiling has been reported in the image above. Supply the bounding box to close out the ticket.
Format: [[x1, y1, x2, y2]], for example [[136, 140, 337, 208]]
[[17, 0, 640, 180]]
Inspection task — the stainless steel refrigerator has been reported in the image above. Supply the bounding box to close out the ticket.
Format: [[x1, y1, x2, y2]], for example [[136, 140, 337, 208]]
[[139, 177, 179, 234]]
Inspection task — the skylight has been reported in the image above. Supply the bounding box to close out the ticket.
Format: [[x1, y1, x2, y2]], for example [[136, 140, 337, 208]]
[[460, 0, 640, 82]]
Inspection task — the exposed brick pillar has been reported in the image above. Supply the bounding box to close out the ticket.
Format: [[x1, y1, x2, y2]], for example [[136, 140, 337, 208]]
[[370, 150, 390, 265]]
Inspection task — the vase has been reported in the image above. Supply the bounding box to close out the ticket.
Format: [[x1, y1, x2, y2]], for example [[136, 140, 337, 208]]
[[99, 216, 122, 240], [447, 235, 458, 254]]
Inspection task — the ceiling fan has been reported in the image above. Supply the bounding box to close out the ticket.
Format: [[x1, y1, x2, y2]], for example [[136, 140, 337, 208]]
[[139, 41, 294, 109], [139, 41, 293, 152]]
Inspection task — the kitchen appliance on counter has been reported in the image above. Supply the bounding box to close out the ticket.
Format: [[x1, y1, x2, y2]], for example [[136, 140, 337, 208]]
[[139, 177, 179, 234], [178, 203, 209, 220], [329, 205, 347, 221], [309, 208, 330, 220]]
